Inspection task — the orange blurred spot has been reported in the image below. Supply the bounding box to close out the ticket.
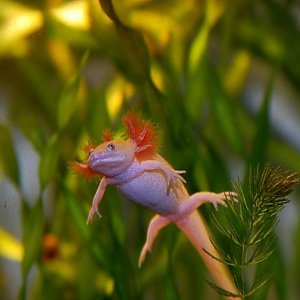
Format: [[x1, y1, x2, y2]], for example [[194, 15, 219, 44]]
[[43, 234, 59, 262]]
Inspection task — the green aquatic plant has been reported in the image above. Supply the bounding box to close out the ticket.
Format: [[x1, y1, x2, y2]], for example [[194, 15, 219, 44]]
[[208, 164, 299, 298], [0, 0, 300, 299]]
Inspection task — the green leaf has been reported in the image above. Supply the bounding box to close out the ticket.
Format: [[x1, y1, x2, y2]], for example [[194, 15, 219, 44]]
[[207, 65, 244, 154], [185, 20, 209, 119], [206, 280, 240, 298], [0, 124, 20, 186], [20, 198, 43, 299], [86, 89, 110, 141], [194, 140, 231, 191], [39, 134, 59, 190], [99, 0, 151, 80], [0, 227, 23, 261], [247, 251, 273, 300], [63, 186, 108, 268], [188, 19, 209, 75], [63, 185, 90, 241], [185, 1, 226, 120], [57, 51, 89, 129], [16, 59, 56, 120], [163, 273, 181, 300], [117, 25, 151, 80], [0, 1, 43, 56], [98, 0, 120, 23], [249, 69, 276, 166], [16, 114, 46, 153], [44, 15, 99, 49]]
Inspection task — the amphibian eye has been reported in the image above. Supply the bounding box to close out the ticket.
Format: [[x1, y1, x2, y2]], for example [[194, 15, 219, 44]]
[[107, 143, 115, 150]]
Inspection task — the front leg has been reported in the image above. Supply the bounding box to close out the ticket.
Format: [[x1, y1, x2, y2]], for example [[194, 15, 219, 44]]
[[86, 177, 108, 224], [138, 215, 170, 267], [141, 160, 186, 194]]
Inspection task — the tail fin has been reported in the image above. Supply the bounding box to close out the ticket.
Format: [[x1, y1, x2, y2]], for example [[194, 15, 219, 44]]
[[175, 211, 239, 299]]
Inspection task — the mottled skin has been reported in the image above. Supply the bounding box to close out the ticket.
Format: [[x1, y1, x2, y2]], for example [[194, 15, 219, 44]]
[[73, 115, 239, 299]]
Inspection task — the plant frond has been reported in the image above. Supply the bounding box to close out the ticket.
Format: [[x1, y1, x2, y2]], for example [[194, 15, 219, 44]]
[[244, 273, 273, 297], [205, 280, 241, 298], [207, 164, 299, 298]]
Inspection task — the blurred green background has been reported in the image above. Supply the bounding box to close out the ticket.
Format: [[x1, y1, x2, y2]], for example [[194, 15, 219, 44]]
[[0, 0, 299, 299]]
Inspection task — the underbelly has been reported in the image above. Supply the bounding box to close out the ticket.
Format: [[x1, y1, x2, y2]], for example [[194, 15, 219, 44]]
[[117, 172, 186, 215]]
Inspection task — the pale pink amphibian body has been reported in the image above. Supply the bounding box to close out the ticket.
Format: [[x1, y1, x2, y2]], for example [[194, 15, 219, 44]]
[[72, 113, 239, 299]]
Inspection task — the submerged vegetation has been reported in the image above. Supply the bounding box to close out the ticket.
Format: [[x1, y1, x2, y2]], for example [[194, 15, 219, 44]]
[[0, 0, 300, 299], [208, 164, 299, 299]]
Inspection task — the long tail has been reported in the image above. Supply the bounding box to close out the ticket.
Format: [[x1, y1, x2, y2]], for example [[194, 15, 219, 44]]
[[175, 211, 239, 299]]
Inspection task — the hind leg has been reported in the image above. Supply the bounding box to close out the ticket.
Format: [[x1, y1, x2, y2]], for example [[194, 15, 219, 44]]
[[138, 214, 170, 267], [177, 192, 235, 219]]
